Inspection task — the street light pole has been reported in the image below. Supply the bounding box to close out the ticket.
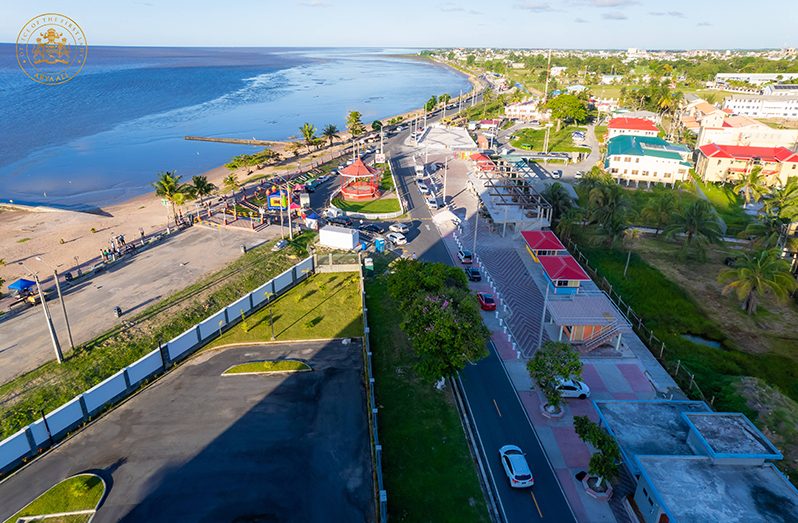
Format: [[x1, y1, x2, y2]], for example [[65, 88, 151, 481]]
[[472, 204, 480, 254], [22, 265, 63, 363], [442, 157, 449, 208], [36, 257, 74, 350]]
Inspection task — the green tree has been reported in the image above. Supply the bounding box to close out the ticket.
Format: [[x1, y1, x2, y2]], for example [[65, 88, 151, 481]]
[[718, 249, 797, 315], [346, 111, 365, 140], [425, 95, 438, 112], [542, 182, 573, 223], [766, 177, 798, 221], [223, 173, 240, 197], [739, 212, 785, 248], [573, 416, 620, 489], [527, 341, 582, 411], [587, 183, 630, 230], [556, 208, 584, 241], [545, 94, 587, 131], [152, 171, 190, 226], [641, 190, 677, 235], [466, 54, 476, 66], [190, 175, 217, 204], [439, 93, 452, 105], [733, 165, 767, 206], [321, 124, 340, 147], [300, 122, 317, 153], [371, 120, 383, 131], [664, 199, 722, 256]]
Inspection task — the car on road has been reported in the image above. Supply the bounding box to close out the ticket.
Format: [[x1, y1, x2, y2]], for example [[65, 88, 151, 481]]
[[457, 249, 473, 264], [556, 378, 591, 399], [358, 223, 383, 233], [272, 239, 288, 251], [415, 169, 426, 180], [464, 267, 482, 281], [328, 216, 353, 227], [499, 445, 534, 488], [551, 169, 563, 179], [389, 222, 409, 233], [575, 170, 585, 179], [417, 181, 431, 195], [385, 232, 407, 245], [414, 164, 424, 176], [425, 197, 440, 209], [477, 292, 496, 311]]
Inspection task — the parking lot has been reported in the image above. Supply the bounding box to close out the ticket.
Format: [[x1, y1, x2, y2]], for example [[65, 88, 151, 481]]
[[0, 340, 374, 522]]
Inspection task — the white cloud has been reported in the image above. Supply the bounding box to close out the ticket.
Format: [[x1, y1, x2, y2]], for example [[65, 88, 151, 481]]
[[602, 11, 627, 20], [515, 2, 555, 12], [299, 0, 330, 7], [650, 11, 685, 18]]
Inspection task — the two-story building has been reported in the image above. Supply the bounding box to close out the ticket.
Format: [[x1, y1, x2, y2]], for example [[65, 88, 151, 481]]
[[504, 99, 543, 122], [695, 143, 798, 186], [606, 117, 659, 139], [605, 135, 692, 186]]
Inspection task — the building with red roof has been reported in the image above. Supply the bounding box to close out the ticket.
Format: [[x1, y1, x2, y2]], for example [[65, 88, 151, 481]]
[[339, 157, 381, 201], [696, 143, 798, 186], [537, 255, 590, 295], [470, 152, 496, 172], [607, 117, 659, 139], [521, 230, 566, 260]]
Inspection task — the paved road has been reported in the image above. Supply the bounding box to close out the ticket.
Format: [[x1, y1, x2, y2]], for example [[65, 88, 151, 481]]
[[0, 340, 374, 522], [0, 226, 272, 384]]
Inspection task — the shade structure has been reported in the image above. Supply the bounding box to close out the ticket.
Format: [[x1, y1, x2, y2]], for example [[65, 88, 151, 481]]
[[340, 158, 381, 201], [7, 278, 36, 291]]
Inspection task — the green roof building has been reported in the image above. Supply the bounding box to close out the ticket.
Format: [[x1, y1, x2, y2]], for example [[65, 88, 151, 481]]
[[604, 135, 692, 186]]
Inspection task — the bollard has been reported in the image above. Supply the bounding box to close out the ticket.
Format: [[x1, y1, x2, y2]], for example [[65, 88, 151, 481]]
[[495, 311, 499, 319]]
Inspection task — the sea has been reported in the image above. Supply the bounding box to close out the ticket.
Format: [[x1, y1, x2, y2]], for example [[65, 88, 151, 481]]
[[0, 46, 471, 209]]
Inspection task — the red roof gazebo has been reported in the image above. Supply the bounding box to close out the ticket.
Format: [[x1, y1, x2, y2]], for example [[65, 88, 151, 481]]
[[339, 157, 381, 201]]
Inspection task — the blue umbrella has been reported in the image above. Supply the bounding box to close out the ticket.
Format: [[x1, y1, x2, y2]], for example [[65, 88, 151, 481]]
[[7, 278, 36, 292]]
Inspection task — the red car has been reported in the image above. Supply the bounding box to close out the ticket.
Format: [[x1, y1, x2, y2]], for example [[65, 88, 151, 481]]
[[477, 292, 496, 311]]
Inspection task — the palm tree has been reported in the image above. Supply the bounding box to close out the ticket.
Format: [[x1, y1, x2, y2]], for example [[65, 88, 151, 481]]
[[556, 208, 584, 241], [542, 183, 573, 223], [733, 165, 767, 206], [300, 122, 317, 153], [641, 190, 677, 235], [191, 175, 217, 204], [766, 177, 798, 221], [321, 124, 340, 147], [588, 183, 629, 228], [153, 171, 189, 226], [223, 173, 240, 197], [718, 249, 797, 315], [664, 199, 722, 255], [346, 111, 365, 138]]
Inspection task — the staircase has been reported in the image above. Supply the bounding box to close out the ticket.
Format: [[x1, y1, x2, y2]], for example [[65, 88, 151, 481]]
[[574, 322, 619, 353]]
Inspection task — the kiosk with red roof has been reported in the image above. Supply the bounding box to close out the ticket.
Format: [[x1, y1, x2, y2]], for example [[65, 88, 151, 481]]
[[537, 254, 590, 295], [521, 230, 567, 261], [339, 157, 381, 201]]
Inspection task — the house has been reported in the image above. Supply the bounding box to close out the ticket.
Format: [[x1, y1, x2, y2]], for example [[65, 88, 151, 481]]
[[680, 99, 725, 134], [521, 230, 566, 259], [762, 83, 798, 96], [606, 117, 659, 139], [604, 135, 692, 186], [594, 400, 798, 523], [714, 72, 798, 87], [537, 254, 590, 295], [600, 74, 624, 85], [593, 98, 619, 114], [566, 84, 587, 94], [505, 99, 542, 121], [470, 152, 496, 173], [550, 66, 567, 77], [723, 92, 798, 120], [695, 144, 798, 186], [479, 119, 501, 130], [696, 113, 798, 149]]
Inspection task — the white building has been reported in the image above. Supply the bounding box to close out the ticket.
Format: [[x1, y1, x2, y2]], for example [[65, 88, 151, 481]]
[[504, 99, 542, 121], [723, 93, 798, 120], [605, 135, 692, 185], [697, 114, 798, 149], [714, 72, 798, 86], [318, 225, 359, 250], [606, 117, 659, 139]]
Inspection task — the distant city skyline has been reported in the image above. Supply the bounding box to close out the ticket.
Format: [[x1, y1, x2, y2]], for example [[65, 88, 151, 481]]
[[1, 0, 795, 50]]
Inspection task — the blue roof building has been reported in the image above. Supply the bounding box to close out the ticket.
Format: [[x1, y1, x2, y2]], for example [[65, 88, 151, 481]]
[[604, 135, 693, 187]]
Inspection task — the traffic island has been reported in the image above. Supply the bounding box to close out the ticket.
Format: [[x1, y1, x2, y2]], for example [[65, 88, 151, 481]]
[[4, 473, 106, 523], [222, 360, 312, 376]]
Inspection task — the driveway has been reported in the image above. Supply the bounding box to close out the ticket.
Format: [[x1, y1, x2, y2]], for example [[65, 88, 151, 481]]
[[0, 340, 374, 523]]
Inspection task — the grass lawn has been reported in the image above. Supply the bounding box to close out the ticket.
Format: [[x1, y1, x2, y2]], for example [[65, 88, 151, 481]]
[[223, 360, 311, 374], [691, 178, 753, 235], [510, 125, 591, 153], [333, 195, 401, 214], [377, 162, 395, 191], [208, 272, 362, 347], [5, 474, 105, 523], [365, 271, 489, 522], [594, 125, 608, 143], [0, 238, 307, 440]]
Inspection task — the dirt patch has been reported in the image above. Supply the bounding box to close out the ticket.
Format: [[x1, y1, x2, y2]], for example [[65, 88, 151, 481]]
[[736, 376, 798, 481]]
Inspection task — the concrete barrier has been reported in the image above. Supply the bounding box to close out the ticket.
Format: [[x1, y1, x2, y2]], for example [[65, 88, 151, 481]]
[[43, 398, 84, 438], [199, 309, 227, 340], [126, 349, 164, 386], [83, 371, 128, 415], [227, 294, 252, 321], [273, 268, 294, 293], [0, 430, 31, 472], [27, 419, 51, 447], [168, 327, 201, 360], [251, 280, 274, 306]]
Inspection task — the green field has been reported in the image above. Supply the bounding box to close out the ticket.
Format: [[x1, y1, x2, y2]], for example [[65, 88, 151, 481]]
[[332, 195, 401, 214], [223, 360, 311, 374], [510, 125, 590, 153], [208, 272, 363, 347], [5, 474, 105, 523], [692, 179, 753, 235], [365, 271, 489, 522]]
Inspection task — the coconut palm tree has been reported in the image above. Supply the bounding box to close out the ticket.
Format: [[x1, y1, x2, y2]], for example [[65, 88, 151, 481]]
[[664, 199, 722, 255], [299, 122, 317, 153], [321, 124, 340, 147], [718, 249, 797, 315], [346, 111, 365, 138], [733, 165, 767, 206], [556, 208, 584, 242], [542, 182, 573, 223], [153, 171, 189, 226], [588, 183, 629, 229], [641, 190, 677, 235], [766, 177, 798, 221], [190, 175, 217, 204], [223, 173, 240, 197]]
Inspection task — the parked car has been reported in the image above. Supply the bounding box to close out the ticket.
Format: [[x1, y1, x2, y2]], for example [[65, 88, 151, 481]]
[[555, 378, 591, 399], [499, 445, 534, 488], [272, 239, 288, 252], [551, 169, 563, 179], [464, 267, 482, 281], [359, 223, 383, 233], [328, 216, 353, 227], [425, 197, 440, 209], [415, 169, 426, 180], [457, 249, 473, 264], [574, 170, 585, 179], [417, 181, 431, 195], [477, 292, 496, 311], [385, 232, 407, 245], [389, 222, 409, 233]]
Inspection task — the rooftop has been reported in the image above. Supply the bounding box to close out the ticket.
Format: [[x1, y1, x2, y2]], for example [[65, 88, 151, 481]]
[[521, 230, 565, 252], [537, 255, 590, 282], [684, 412, 782, 458], [636, 456, 798, 523], [607, 135, 690, 162], [417, 124, 477, 151], [697, 143, 798, 163], [546, 293, 629, 326], [607, 117, 658, 131], [339, 157, 378, 177]]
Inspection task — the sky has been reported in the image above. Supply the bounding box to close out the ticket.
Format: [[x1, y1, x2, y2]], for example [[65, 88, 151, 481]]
[[1, 0, 795, 50]]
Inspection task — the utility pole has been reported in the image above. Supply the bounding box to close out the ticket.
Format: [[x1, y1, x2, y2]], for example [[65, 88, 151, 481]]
[[472, 204, 479, 254], [36, 257, 74, 350], [287, 183, 294, 240], [21, 264, 63, 363], [543, 49, 552, 104], [442, 157, 449, 208], [536, 283, 550, 351]]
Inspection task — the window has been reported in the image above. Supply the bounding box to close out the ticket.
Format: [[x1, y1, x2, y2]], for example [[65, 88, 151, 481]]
[[632, 170, 639, 175], [664, 173, 671, 178], [642, 170, 649, 176], [611, 168, 618, 174], [636, 158, 640, 163], [555, 280, 570, 287], [717, 160, 722, 165], [624, 156, 632, 162], [623, 169, 628, 174]]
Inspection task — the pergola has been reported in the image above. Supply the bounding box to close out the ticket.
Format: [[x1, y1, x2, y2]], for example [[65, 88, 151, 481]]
[[340, 158, 381, 201]]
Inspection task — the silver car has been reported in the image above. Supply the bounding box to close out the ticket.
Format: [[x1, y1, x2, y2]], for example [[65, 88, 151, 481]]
[[389, 223, 409, 234], [499, 445, 534, 488], [385, 232, 407, 245]]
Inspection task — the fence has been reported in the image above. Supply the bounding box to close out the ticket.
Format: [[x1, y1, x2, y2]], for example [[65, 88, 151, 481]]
[[359, 266, 388, 522], [564, 238, 715, 406], [0, 256, 316, 476]]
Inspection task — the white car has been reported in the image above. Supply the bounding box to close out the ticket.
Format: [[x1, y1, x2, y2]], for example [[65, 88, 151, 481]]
[[556, 378, 591, 399], [385, 232, 407, 245], [389, 223, 409, 233], [417, 181, 431, 195], [575, 170, 585, 179], [499, 445, 534, 488], [551, 170, 563, 179], [425, 197, 440, 209]]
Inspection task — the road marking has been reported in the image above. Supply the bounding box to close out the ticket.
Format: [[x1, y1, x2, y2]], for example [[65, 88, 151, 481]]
[[493, 398, 502, 417], [531, 491, 544, 518], [425, 224, 430, 231]]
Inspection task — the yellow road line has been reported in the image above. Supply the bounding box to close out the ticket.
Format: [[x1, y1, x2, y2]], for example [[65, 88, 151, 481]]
[[531, 491, 543, 518]]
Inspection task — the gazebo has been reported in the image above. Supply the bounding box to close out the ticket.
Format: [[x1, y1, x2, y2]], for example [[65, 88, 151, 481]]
[[339, 157, 381, 201]]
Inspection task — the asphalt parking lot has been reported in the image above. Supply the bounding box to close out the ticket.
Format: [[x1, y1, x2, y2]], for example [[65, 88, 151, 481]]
[[0, 340, 374, 523]]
